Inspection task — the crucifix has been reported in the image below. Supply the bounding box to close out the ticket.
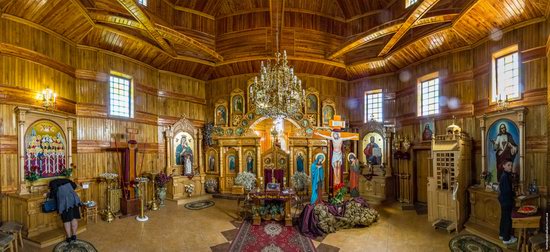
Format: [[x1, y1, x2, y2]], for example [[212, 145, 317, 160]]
[[314, 115, 359, 192]]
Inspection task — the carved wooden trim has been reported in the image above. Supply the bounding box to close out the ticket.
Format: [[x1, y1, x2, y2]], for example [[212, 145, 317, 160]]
[[0, 43, 76, 77]]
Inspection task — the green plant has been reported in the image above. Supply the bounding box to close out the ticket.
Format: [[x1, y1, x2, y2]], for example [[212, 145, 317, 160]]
[[61, 167, 73, 177], [25, 171, 40, 182]]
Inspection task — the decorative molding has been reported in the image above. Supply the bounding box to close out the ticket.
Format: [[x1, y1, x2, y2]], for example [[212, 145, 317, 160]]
[[0, 43, 76, 77]]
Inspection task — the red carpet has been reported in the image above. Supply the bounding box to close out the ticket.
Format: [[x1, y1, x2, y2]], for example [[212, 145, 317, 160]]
[[229, 221, 317, 252]]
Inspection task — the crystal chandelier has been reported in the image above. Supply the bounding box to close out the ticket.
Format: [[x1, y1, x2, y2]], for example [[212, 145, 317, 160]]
[[251, 51, 303, 119], [250, 6, 303, 119]]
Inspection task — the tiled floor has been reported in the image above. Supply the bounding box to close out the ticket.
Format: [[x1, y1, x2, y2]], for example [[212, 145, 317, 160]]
[[29, 199, 457, 252]]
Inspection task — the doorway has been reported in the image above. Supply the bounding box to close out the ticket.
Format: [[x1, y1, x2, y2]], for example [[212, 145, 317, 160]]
[[415, 150, 431, 203]]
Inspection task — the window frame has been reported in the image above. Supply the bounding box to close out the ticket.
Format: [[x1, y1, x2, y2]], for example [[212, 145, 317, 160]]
[[364, 89, 384, 123], [417, 72, 440, 117], [491, 45, 521, 103], [138, 0, 147, 6], [108, 71, 134, 119]]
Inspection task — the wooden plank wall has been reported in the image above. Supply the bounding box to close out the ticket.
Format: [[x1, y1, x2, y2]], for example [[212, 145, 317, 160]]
[[349, 21, 548, 204], [0, 18, 206, 212]]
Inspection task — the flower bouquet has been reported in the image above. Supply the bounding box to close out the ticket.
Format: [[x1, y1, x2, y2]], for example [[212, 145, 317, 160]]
[[235, 172, 257, 191], [205, 178, 218, 193], [155, 172, 171, 188], [291, 172, 310, 191], [184, 183, 195, 197], [480, 170, 491, 185], [330, 182, 347, 205], [25, 166, 40, 183]]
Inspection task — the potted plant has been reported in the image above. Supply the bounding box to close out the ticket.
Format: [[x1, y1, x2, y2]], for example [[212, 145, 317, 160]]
[[260, 206, 271, 220], [234, 172, 257, 192], [155, 172, 171, 206], [205, 178, 218, 193], [272, 204, 284, 221]]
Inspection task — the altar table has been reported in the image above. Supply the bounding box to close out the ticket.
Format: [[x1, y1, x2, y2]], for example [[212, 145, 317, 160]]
[[249, 189, 295, 227]]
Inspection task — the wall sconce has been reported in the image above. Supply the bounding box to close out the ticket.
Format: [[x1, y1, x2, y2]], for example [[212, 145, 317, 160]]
[[37, 87, 57, 109], [496, 94, 509, 111]]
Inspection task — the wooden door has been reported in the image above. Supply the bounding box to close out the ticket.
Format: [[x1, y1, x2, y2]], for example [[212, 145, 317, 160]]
[[415, 150, 431, 203]]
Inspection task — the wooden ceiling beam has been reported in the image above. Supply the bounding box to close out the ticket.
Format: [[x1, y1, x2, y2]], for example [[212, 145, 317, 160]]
[[329, 13, 457, 59], [217, 55, 346, 68], [345, 10, 384, 23], [160, 0, 215, 20], [90, 11, 146, 30], [67, 0, 95, 26], [89, 11, 222, 61], [173, 6, 215, 20], [116, 0, 177, 56], [378, 0, 440, 56], [156, 25, 223, 61]]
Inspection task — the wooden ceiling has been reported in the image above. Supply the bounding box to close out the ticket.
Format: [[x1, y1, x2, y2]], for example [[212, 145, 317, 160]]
[[0, 0, 548, 80]]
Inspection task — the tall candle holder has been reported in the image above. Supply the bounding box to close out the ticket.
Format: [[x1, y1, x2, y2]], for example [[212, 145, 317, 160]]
[[150, 175, 159, 211], [100, 172, 118, 223], [135, 177, 149, 222]]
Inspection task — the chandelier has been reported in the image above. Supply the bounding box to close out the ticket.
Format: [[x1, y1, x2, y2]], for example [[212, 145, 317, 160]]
[[250, 6, 303, 119], [251, 51, 303, 119], [37, 87, 57, 109]]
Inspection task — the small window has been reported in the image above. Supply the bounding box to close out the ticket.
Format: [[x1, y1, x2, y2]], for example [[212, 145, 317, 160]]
[[406, 0, 418, 8], [417, 73, 439, 117], [492, 45, 520, 102], [365, 90, 383, 123], [109, 73, 134, 118], [138, 0, 147, 6]]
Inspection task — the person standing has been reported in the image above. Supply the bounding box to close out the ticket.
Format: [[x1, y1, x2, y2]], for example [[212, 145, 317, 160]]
[[49, 178, 81, 243], [498, 160, 517, 245]]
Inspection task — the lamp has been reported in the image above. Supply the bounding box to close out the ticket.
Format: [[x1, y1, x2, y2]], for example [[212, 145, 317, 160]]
[[496, 94, 509, 111], [250, 6, 303, 119], [37, 87, 57, 109]]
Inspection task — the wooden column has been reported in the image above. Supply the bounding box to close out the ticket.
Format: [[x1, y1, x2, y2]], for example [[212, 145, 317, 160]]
[[164, 128, 173, 174], [15, 108, 28, 195], [198, 128, 203, 174]]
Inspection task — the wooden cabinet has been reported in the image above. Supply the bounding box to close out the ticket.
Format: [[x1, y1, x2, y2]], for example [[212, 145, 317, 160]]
[[465, 186, 540, 240], [5, 189, 86, 247], [465, 187, 501, 237], [360, 168, 394, 205]]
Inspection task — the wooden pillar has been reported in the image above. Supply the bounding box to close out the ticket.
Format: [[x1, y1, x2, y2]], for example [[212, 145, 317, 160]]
[[197, 128, 203, 174], [164, 128, 173, 174], [256, 142, 261, 179], [15, 108, 28, 195]]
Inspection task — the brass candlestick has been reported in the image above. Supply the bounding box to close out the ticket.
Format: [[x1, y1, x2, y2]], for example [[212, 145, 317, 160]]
[[150, 182, 159, 211], [100, 172, 118, 223], [135, 177, 149, 222]]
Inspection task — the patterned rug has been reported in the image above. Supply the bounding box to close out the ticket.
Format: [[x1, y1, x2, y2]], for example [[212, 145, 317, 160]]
[[184, 200, 215, 210], [229, 221, 317, 252], [53, 239, 98, 252], [449, 234, 503, 252]]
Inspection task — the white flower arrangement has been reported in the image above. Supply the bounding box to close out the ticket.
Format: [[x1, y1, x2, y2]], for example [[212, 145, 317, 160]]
[[184, 183, 195, 194], [100, 172, 118, 180], [234, 172, 257, 191], [291, 172, 310, 191]]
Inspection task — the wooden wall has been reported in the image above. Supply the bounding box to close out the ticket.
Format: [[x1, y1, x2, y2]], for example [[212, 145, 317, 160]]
[[349, 21, 548, 204], [0, 17, 206, 214]]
